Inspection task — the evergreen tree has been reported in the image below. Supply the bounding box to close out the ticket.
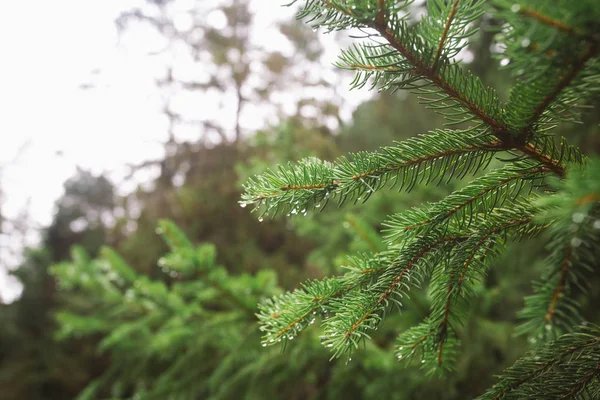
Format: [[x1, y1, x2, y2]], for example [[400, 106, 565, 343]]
[[240, 1, 600, 397], [0, 170, 115, 399]]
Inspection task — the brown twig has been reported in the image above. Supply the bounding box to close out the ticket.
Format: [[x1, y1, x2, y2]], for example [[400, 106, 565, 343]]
[[545, 247, 572, 323], [433, 0, 461, 68]]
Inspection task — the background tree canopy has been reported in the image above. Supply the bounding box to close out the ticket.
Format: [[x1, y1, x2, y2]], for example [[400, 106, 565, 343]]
[[0, 0, 599, 399]]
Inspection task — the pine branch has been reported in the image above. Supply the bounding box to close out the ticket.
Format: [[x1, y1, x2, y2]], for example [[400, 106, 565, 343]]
[[257, 278, 344, 344], [322, 233, 460, 359], [544, 247, 571, 324], [301, 0, 584, 176], [517, 162, 600, 341], [518, 41, 599, 137], [316, 0, 508, 132], [426, 211, 540, 368], [384, 161, 550, 244], [516, 5, 586, 38], [432, 0, 461, 67], [478, 325, 600, 400], [242, 130, 505, 217]]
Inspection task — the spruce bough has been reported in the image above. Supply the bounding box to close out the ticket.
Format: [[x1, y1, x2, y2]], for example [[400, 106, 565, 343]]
[[241, 0, 600, 397]]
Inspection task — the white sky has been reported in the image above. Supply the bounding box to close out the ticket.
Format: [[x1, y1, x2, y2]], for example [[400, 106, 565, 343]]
[[0, 0, 371, 302]]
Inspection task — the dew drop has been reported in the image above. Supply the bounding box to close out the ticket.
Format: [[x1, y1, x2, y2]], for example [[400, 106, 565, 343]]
[[511, 4, 521, 12], [315, 203, 321, 208], [399, 346, 404, 351], [327, 343, 333, 347], [421, 360, 426, 364], [301, 209, 306, 213], [262, 343, 267, 347], [500, 58, 510, 67], [258, 217, 264, 222], [521, 38, 531, 47], [397, 354, 403, 359], [240, 203, 247, 208]]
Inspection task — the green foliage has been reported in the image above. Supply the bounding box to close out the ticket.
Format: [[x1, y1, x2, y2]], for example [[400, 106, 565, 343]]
[[517, 162, 600, 342], [241, 129, 506, 216], [52, 220, 281, 399], [479, 324, 600, 399], [242, 0, 600, 396]]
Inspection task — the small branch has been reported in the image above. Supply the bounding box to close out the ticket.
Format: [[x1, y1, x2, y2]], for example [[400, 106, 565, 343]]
[[411, 334, 428, 350], [274, 290, 344, 339], [346, 217, 381, 253], [402, 167, 549, 233], [378, 26, 510, 135], [521, 41, 599, 136], [545, 247, 572, 323], [351, 140, 504, 181], [277, 306, 319, 338], [437, 233, 491, 366], [320, 0, 511, 136], [280, 182, 337, 191], [492, 336, 600, 400], [519, 143, 566, 177], [375, 0, 386, 28], [345, 236, 463, 338], [205, 278, 256, 319], [437, 217, 532, 365], [561, 363, 600, 399], [433, 0, 461, 68], [518, 7, 584, 37]]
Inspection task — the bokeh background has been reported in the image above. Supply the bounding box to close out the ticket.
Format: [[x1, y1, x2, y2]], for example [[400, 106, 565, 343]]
[[1, 1, 599, 399]]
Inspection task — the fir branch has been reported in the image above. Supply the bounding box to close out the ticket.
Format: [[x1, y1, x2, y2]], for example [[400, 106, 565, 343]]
[[317, 0, 578, 176], [257, 278, 344, 344], [544, 247, 572, 324], [517, 6, 585, 38], [322, 233, 460, 358], [242, 130, 505, 217], [432, 0, 461, 67], [348, 240, 444, 336], [520, 144, 567, 177], [317, 0, 507, 131], [377, 27, 507, 132], [517, 162, 600, 341], [520, 41, 599, 137], [428, 213, 537, 367], [384, 161, 550, 244], [478, 326, 600, 400]]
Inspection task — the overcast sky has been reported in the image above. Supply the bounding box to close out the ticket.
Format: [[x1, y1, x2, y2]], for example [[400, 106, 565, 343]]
[[0, 0, 371, 302]]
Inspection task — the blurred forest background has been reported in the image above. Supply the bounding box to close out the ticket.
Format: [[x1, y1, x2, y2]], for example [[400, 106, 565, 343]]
[[1, 1, 599, 399]]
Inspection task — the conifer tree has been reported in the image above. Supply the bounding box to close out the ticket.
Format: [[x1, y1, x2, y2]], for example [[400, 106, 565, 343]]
[[241, 1, 600, 397]]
